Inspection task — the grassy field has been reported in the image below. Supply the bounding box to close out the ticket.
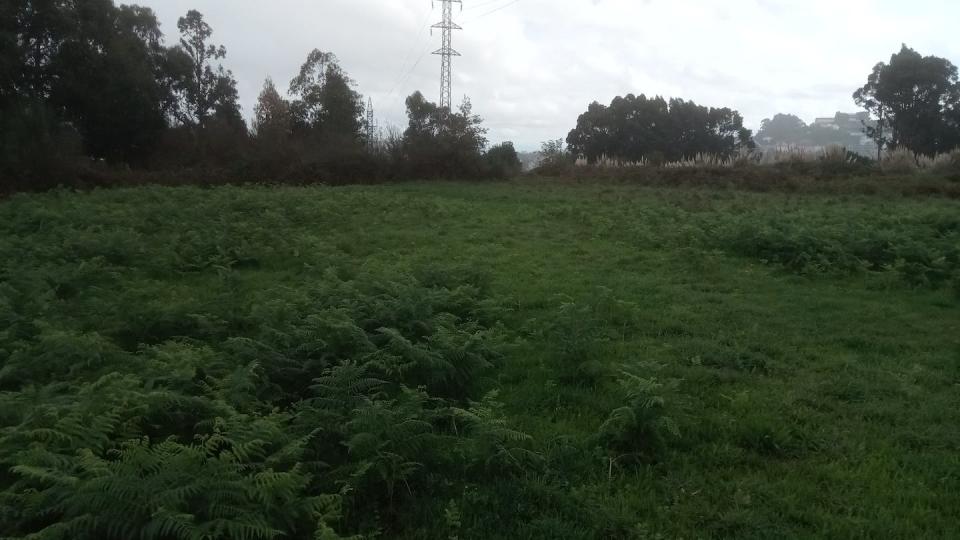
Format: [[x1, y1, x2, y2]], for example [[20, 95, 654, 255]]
[[1, 181, 958, 539]]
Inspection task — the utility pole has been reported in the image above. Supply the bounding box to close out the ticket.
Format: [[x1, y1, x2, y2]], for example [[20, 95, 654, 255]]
[[431, 0, 462, 111]]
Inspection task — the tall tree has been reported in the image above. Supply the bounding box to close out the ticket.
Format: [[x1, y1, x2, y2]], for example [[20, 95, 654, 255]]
[[756, 114, 807, 146], [248, 77, 293, 168], [171, 9, 242, 129], [1, 1, 174, 165], [0, 0, 23, 108], [565, 101, 615, 164], [484, 141, 522, 178], [50, 2, 170, 163], [253, 77, 291, 139], [854, 44, 960, 157], [403, 91, 487, 177], [8, 0, 70, 102], [288, 49, 364, 143]]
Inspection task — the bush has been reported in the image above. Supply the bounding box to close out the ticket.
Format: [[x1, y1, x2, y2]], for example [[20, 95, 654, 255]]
[[0, 102, 84, 193], [807, 145, 874, 177], [534, 139, 574, 175], [882, 148, 918, 174], [926, 149, 960, 179], [483, 142, 522, 179], [819, 145, 849, 164], [716, 213, 960, 288], [0, 263, 531, 538]]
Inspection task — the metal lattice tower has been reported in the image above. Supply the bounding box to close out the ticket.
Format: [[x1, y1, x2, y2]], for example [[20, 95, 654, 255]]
[[365, 97, 377, 149], [431, 0, 462, 110]]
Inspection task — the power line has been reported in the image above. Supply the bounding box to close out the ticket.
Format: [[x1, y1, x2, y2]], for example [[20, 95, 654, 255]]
[[395, 40, 434, 97], [463, 0, 504, 11], [462, 0, 520, 23], [389, 39, 433, 101], [386, 5, 435, 100]]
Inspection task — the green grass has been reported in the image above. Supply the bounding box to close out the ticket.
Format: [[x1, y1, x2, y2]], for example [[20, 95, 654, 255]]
[[1, 181, 958, 539]]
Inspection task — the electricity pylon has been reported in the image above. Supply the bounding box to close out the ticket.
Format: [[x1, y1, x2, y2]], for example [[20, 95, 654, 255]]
[[365, 97, 377, 149], [431, 0, 462, 111]]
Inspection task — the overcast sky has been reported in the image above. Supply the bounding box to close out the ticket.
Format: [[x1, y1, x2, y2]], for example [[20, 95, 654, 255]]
[[141, 0, 960, 151]]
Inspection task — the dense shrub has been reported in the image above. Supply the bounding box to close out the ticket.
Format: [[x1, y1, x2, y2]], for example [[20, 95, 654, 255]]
[[0, 103, 84, 193], [533, 139, 576, 176], [0, 257, 535, 538], [715, 213, 960, 287], [483, 142, 522, 179]]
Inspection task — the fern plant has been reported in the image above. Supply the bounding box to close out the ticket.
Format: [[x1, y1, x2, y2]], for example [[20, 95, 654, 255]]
[[597, 369, 680, 474], [449, 391, 541, 475], [0, 260, 515, 538]]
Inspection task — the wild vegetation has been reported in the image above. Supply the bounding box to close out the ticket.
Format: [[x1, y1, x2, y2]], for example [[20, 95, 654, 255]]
[[0, 2, 519, 193], [565, 94, 755, 165], [4, 3, 960, 195], [1, 182, 958, 538], [2, 3, 960, 537]]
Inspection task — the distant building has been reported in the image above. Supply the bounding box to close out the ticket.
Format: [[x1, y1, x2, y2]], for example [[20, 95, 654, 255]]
[[813, 117, 839, 129], [758, 111, 876, 158]]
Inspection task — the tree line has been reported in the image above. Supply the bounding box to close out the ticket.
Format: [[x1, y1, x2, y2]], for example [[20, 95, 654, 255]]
[[565, 94, 755, 165], [3, 1, 960, 190], [0, 1, 521, 192], [563, 44, 960, 166]]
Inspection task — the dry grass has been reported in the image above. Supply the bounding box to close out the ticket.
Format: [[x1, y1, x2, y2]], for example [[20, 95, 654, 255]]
[[881, 148, 919, 174], [575, 146, 866, 170], [918, 149, 960, 174]]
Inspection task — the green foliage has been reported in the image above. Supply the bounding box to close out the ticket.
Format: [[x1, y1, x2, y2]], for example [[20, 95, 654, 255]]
[[402, 92, 489, 179], [854, 44, 960, 157], [1, 183, 959, 538], [535, 139, 574, 174], [483, 142, 522, 179], [566, 94, 754, 164], [0, 107, 80, 195], [289, 50, 364, 144], [597, 369, 680, 467], [541, 299, 598, 384], [717, 211, 959, 287], [0, 207, 524, 538], [0, 2, 487, 188], [450, 391, 541, 474], [171, 10, 243, 130], [534, 290, 637, 386], [756, 113, 807, 144], [443, 500, 462, 540]]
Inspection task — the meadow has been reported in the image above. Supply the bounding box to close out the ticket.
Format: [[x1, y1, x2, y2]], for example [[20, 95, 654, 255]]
[[0, 180, 958, 539]]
